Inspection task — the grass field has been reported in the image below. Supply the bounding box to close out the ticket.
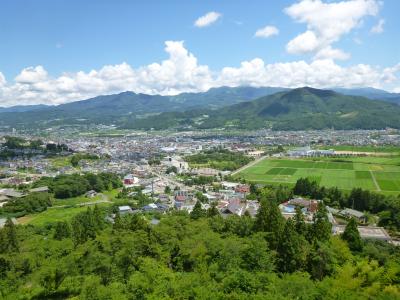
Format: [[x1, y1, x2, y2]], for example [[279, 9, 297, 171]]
[[18, 206, 89, 226], [235, 156, 400, 194]]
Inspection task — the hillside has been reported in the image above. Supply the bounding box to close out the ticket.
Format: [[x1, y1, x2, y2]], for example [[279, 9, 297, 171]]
[[333, 87, 400, 104], [1, 86, 400, 130], [0, 87, 285, 129], [125, 87, 400, 130]]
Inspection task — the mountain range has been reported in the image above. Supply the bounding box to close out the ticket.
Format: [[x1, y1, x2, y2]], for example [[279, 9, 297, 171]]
[[1, 86, 400, 130]]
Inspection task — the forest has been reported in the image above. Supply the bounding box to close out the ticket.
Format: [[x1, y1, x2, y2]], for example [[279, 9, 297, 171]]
[[185, 148, 253, 171], [0, 187, 399, 299]]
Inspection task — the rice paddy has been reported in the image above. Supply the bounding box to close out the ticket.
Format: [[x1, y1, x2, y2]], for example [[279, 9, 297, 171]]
[[235, 155, 400, 194]]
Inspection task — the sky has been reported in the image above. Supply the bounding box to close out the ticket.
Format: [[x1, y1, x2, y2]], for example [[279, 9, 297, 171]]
[[0, 0, 399, 106]]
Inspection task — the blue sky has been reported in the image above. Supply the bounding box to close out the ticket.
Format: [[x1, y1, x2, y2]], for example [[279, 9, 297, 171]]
[[0, 0, 399, 106]]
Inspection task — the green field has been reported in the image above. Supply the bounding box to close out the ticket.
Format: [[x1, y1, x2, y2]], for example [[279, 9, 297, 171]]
[[235, 156, 400, 194]]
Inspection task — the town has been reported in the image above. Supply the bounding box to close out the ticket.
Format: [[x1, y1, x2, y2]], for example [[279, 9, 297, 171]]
[[1, 129, 398, 245]]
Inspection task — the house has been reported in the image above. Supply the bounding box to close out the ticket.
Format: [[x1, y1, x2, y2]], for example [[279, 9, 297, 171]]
[[123, 174, 139, 186], [85, 190, 97, 198], [29, 186, 49, 193], [0, 189, 24, 198], [339, 208, 367, 223], [288, 198, 319, 213], [235, 184, 250, 194], [158, 194, 170, 203], [174, 190, 193, 201], [118, 206, 132, 215], [221, 181, 239, 190], [332, 225, 391, 242], [221, 198, 245, 216]]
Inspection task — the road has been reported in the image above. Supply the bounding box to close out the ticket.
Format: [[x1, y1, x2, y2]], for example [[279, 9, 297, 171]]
[[150, 170, 197, 191], [50, 193, 111, 209], [230, 155, 269, 176]]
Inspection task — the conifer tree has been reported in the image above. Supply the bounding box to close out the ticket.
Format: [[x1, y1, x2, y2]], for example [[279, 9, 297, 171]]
[[311, 202, 332, 242], [277, 219, 307, 273], [294, 206, 307, 236], [342, 218, 363, 251], [207, 202, 220, 217], [254, 198, 285, 249], [4, 218, 18, 252], [53, 221, 71, 240], [190, 200, 205, 220]]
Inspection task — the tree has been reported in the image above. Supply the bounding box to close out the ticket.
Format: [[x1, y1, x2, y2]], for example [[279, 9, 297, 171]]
[[53, 221, 71, 240], [254, 199, 285, 249], [93, 205, 105, 230], [294, 206, 307, 236], [311, 203, 332, 243], [4, 218, 18, 252], [207, 202, 219, 217], [190, 201, 205, 220], [164, 186, 171, 194], [277, 219, 308, 273], [342, 218, 363, 251], [113, 212, 123, 230]]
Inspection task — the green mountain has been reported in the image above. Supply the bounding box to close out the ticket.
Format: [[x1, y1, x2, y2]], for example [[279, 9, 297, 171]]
[[125, 87, 400, 130], [0, 87, 285, 129]]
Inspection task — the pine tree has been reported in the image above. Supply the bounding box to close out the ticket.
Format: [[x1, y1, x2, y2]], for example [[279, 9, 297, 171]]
[[53, 221, 71, 240], [277, 219, 307, 273], [342, 218, 363, 251], [311, 202, 332, 242], [294, 206, 307, 236], [4, 218, 18, 252], [190, 200, 205, 220], [254, 199, 269, 232], [254, 198, 285, 249], [113, 212, 123, 230], [207, 202, 220, 217], [93, 205, 104, 230]]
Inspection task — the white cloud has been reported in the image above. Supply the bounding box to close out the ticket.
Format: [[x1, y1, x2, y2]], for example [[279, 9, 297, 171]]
[[194, 11, 221, 28], [287, 30, 319, 54], [0, 41, 399, 107], [314, 46, 350, 60], [15, 66, 48, 84], [370, 18, 385, 34], [285, 0, 379, 59], [254, 25, 279, 38], [0, 72, 6, 87]]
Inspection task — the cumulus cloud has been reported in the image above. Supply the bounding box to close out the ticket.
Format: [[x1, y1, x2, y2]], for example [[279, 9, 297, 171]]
[[314, 46, 350, 60], [15, 66, 48, 84], [254, 25, 279, 38], [285, 0, 379, 59], [217, 58, 399, 89], [371, 18, 385, 34], [194, 11, 221, 28], [0, 40, 399, 106]]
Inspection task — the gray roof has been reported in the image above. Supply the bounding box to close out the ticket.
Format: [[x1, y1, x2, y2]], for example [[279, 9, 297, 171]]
[[0, 189, 24, 198], [340, 208, 365, 218], [29, 186, 49, 193]]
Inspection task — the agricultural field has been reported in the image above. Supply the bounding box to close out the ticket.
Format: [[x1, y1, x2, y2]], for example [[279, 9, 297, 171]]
[[235, 155, 400, 194]]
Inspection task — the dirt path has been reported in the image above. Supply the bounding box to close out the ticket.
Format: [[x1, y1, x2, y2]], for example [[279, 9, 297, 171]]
[[231, 155, 268, 176], [370, 170, 381, 191]]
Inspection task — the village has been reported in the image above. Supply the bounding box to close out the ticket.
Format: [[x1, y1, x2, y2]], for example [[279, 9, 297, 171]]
[[0, 130, 397, 244]]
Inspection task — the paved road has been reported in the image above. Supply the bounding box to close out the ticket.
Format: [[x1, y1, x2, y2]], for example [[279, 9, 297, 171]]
[[150, 170, 197, 191], [230, 155, 269, 176]]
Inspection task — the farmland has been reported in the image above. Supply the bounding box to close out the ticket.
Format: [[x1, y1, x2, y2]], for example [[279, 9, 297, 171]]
[[235, 155, 400, 194]]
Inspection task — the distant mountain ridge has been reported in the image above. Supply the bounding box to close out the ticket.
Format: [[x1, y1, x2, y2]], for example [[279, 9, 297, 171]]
[[125, 87, 400, 131], [0, 86, 399, 130], [0, 104, 50, 113], [0, 87, 286, 129]]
